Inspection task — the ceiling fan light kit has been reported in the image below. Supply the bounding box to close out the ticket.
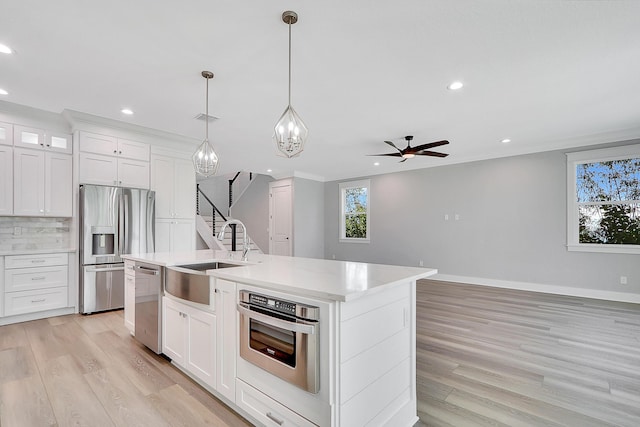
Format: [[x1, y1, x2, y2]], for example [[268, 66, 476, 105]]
[[192, 70, 220, 177], [273, 10, 308, 158], [369, 135, 450, 163]]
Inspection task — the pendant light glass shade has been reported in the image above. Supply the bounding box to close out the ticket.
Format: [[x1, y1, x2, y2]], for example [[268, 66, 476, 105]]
[[192, 138, 219, 177], [193, 71, 220, 177], [273, 11, 307, 158], [274, 105, 308, 158]]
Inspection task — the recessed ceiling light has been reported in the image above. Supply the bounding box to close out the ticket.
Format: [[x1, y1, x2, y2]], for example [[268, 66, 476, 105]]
[[374, 162, 380, 166], [501, 138, 511, 143], [121, 108, 133, 115], [0, 88, 8, 95], [267, 169, 273, 173], [447, 81, 464, 90], [0, 44, 12, 54]]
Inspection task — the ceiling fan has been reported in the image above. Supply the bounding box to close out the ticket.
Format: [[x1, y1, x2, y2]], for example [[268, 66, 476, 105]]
[[369, 135, 450, 162]]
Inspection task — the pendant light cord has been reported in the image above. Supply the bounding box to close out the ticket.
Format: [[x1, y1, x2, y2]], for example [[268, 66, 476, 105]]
[[205, 76, 209, 141], [288, 20, 292, 107]]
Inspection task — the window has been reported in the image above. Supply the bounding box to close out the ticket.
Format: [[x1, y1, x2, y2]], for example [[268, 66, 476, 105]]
[[339, 179, 370, 242], [567, 144, 640, 254]]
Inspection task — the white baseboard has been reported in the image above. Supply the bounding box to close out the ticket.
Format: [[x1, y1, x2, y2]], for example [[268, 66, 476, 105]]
[[431, 274, 640, 304]]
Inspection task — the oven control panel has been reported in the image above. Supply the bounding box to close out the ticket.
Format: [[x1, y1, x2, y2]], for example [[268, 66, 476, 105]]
[[241, 291, 320, 321], [248, 293, 296, 315]]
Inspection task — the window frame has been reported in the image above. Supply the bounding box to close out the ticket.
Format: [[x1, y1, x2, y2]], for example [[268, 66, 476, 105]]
[[339, 179, 370, 243], [566, 144, 640, 254]]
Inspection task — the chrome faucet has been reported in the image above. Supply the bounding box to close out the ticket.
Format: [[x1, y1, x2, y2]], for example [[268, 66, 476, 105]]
[[217, 219, 250, 261]]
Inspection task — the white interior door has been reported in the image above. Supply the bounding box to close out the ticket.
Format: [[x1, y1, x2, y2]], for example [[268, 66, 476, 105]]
[[269, 180, 293, 256]]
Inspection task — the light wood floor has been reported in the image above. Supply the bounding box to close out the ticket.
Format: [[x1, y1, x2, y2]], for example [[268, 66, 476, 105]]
[[0, 309, 252, 427], [416, 279, 640, 427], [1, 280, 639, 426]]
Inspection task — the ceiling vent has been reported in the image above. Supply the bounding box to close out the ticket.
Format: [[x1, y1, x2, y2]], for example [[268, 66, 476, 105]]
[[194, 113, 219, 122]]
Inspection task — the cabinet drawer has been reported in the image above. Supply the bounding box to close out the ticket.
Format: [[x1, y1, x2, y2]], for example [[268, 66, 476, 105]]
[[236, 379, 318, 427], [4, 286, 68, 316], [5, 266, 68, 292], [5, 253, 69, 269]]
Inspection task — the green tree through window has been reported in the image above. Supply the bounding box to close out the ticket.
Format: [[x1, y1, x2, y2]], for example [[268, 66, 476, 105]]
[[577, 158, 640, 245], [340, 180, 370, 241], [344, 187, 368, 238]]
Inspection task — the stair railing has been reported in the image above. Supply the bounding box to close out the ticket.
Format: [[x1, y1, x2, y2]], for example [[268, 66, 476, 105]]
[[196, 184, 238, 250]]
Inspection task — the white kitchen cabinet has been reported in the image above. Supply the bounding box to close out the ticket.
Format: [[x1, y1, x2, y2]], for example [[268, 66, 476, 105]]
[[0, 121, 13, 145], [215, 278, 237, 402], [79, 132, 149, 161], [163, 296, 187, 365], [162, 296, 217, 389], [79, 132, 150, 188], [0, 145, 12, 215], [151, 155, 196, 219], [156, 219, 195, 253], [3, 253, 69, 317], [124, 261, 135, 334], [79, 152, 149, 188], [13, 148, 72, 217], [13, 125, 72, 154], [236, 380, 318, 427]]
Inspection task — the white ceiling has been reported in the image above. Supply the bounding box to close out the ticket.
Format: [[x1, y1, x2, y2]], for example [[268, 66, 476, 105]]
[[2, 0, 640, 181]]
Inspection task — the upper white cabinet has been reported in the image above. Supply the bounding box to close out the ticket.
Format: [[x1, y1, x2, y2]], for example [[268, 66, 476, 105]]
[[13, 125, 72, 154], [13, 148, 73, 217], [151, 155, 196, 219], [0, 121, 13, 146], [79, 132, 150, 189], [0, 145, 12, 215], [79, 132, 149, 160]]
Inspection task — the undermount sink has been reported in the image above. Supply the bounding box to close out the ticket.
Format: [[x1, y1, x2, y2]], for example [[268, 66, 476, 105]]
[[165, 261, 243, 305], [174, 261, 243, 271]]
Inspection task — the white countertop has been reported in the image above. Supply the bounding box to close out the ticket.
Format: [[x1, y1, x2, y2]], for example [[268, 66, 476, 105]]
[[122, 250, 437, 302]]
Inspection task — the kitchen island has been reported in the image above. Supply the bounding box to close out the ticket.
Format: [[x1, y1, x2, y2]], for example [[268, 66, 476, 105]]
[[122, 250, 436, 427]]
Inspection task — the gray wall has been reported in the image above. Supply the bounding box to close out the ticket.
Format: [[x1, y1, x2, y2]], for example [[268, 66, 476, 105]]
[[230, 174, 273, 253], [293, 178, 325, 259], [324, 145, 639, 294], [197, 174, 230, 215]]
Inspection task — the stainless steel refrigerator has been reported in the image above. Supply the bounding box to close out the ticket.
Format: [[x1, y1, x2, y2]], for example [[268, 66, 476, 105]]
[[79, 184, 155, 314]]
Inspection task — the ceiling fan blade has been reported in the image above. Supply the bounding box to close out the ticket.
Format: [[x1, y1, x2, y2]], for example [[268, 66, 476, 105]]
[[384, 140, 402, 153], [411, 140, 450, 152], [415, 150, 449, 158], [367, 153, 403, 157]]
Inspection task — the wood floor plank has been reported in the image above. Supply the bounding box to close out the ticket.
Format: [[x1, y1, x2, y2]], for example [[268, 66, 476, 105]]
[[42, 354, 114, 427], [0, 374, 57, 427], [417, 279, 640, 427], [85, 366, 171, 427], [0, 346, 37, 385], [147, 383, 229, 427]]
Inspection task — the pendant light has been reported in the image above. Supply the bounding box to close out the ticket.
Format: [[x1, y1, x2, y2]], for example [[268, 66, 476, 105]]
[[273, 10, 308, 158], [192, 70, 220, 176]]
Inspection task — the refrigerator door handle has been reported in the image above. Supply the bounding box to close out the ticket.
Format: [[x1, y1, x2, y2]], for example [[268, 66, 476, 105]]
[[123, 193, 130, 254], [118, 192, 124, 256], [85, 266, 125, 273]]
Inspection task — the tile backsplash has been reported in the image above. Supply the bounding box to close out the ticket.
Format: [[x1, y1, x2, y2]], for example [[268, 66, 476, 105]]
[[0, 217, 72, 251]]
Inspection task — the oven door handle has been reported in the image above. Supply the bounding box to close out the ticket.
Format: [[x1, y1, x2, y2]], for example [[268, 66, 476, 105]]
[[237, 304, 316, 335]]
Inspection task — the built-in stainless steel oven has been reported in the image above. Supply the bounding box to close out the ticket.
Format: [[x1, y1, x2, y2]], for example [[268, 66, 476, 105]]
[[238, 290, 320, 393]]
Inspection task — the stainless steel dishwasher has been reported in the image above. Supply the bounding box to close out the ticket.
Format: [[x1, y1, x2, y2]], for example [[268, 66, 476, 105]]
[[134, 262, 163, 353]]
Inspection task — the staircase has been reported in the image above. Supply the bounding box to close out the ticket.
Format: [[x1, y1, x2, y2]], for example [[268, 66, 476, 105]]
[[196, 185, 263, 254]]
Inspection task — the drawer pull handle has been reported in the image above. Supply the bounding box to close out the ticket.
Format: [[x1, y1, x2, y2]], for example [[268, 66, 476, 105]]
[[266, 412, 284, 425], [31, 298, 46, 303], [31, 276, 46, 281], [31, 259, 46, 263]]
